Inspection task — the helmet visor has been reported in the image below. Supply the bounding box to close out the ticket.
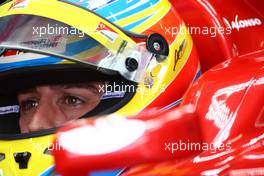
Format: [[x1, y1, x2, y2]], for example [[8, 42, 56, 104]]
[[0, 14, 158, 82]]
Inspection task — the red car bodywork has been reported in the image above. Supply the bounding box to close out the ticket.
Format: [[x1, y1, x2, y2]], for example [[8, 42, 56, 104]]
[[53, 0, 264, 175], [171, 0, 264, 71], [122, 50, 264, 176]]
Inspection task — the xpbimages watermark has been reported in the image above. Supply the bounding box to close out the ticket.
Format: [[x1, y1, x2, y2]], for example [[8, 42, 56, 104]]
[[32, 24, 100, 38], [99, 82, 166, 97], [164, 140, 231, 154], [160, 23, 232, 38], [33, 142, 65, 154], [160, 15, 262, 38]]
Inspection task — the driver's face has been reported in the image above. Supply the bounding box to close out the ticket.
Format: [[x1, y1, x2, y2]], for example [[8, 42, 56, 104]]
[[18, 82, 104, 133]]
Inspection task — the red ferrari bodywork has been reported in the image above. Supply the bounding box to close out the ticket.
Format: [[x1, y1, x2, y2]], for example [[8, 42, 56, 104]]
[[122, 50, 264, 176], [53, 0, 264, 175], [171, 0, 264, 71]]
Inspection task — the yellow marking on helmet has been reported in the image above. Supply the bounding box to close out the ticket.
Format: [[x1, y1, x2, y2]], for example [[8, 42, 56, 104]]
[[58, 60, 75, 64], [151, 64, 162, 77], [117, 25, 193, 116]]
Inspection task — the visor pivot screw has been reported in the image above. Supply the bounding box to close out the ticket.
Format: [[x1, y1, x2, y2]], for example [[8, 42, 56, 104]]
[[153, 42, 161, 52], [126, 57, 138, 72], [146, 33, 169, 58]]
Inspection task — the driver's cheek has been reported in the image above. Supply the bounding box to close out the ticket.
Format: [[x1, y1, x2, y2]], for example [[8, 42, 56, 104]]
[[19, 102, 67, 133]]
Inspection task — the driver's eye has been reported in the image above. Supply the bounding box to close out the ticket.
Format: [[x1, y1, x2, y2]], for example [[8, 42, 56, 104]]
[[64, 96, 84, 106], [20, 100, 39, 112]]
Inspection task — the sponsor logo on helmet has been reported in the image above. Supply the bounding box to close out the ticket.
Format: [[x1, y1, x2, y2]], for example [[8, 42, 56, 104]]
[[223, 15, 262, 31], [174, 40, 187, 71], [8, 0, 30, 10], [0, 105, 19, 115], [96, 22, 117, 42]]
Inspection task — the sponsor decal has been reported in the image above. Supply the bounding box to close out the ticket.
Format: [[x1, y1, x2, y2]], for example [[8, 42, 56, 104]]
[[0, 105, 19, 115], [9, 0, 30, 10], [101, 91, 126, 100], [174, 39, 186, 71], [96, 22, 118, 42], [21, 35, 66, 53], [223, 15, 262, 31]]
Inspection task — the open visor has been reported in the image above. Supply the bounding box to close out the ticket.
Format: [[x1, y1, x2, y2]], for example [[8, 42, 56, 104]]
[[0, 14, 161, 83]]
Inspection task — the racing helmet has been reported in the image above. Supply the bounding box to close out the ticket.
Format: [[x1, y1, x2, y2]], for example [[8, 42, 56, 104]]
[[0, 0, 200, 175]]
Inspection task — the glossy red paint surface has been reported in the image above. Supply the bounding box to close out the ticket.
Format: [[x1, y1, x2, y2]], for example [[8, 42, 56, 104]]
[[182, 51, 264, 144], [53, 50, 264, 175], [54, 50, 264, 175], [54, 107, 202, 175], [53, 0, 264, 175], [170, 0, 264, 72], [122, 50, 264, 176]]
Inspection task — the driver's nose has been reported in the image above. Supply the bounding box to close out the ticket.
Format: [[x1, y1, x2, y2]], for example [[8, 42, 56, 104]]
[[26, 86, 66, 132]]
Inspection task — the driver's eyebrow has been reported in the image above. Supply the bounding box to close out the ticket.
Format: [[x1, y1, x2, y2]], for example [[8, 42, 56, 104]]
[[17, 83, 99, 94], [61, 83, 96, 89], [18, 88, 37, 94]]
